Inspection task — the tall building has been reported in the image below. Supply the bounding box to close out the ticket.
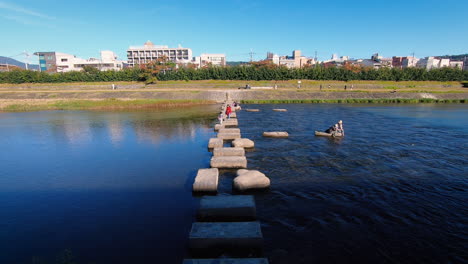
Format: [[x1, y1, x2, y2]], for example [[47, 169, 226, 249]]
[[34, 51, 123, 72], [192, 54, 226, 68], [126, 41, 192, 67]]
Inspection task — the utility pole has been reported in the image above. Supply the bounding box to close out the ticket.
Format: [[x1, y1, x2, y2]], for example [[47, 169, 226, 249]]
[[249, 49, 256, 62]]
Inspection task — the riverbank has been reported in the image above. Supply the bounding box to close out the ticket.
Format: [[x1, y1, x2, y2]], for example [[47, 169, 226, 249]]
[[1, 81, 467, 111], [0, 80, 466, 91], [0, 99, 213, 112]]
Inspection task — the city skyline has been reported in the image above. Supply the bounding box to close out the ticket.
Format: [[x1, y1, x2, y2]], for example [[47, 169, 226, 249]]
[[1, 0, 467, 63]]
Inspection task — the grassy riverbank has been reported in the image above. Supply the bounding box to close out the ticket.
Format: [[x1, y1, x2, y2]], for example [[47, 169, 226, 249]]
[[241, 99, 467, 104], [0, 99, 214, 112]]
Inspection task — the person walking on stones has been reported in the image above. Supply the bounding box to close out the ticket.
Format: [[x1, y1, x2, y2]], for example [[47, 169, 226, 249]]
[[218, 112, 223, 124], [225, 104, 232, 119]]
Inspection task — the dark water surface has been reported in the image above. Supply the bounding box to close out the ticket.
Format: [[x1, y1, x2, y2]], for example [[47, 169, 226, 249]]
[[1, 104, 467, 264], [0, 106, 218, 264], [230, 104, 467, 264]]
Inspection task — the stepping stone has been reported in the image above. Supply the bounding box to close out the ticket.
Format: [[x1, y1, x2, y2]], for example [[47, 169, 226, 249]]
[[189, 222, 263, 249], [217, 133, 241, 140], [219, 128, 241, 134], [208, 138, 223, 149], [273, 109, 287, 112], [197, 195, 256, 220], [214, 124, 224, 131], [246, 109, 260, 112], [263, 132, 289, 138], [183, 258, 269, 264], [211, 156, 247, 169], [232, 138, 255, 148], [224, 119, 238, 127], [213, 147, 245, 157], [230, 112, 237, 118], [234, 169, 270, 191], [193, 168, 219, 192]]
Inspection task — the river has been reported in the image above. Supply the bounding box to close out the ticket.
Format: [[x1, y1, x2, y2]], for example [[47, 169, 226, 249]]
[[0, 104, 467, 264]]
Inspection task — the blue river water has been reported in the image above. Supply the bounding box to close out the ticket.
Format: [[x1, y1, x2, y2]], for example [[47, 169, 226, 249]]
[[0, 104, 467, 264]]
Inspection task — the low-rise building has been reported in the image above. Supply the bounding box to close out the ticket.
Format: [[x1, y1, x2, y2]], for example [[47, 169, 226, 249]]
[[192, 53, 226, 68], [34, 51, 123, 72], [126, 41, 192, 67], [266, 50, 315, 68]]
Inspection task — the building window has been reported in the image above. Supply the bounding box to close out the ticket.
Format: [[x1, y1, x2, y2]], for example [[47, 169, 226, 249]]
[[39, 55, 45, 60], [47, 56, 53, 60], [61, 58, 68, 62]]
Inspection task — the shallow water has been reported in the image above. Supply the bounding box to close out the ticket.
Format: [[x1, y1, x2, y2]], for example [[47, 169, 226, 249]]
[[0, 104, 467, 264], [229, 104, 468, 264]]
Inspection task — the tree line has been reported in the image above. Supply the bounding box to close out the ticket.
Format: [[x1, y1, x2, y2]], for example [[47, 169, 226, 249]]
[[0, 64, 467, 84]]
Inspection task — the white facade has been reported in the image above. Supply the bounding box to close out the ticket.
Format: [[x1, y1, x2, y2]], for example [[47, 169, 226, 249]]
[[416, 57, 464, 70], [52, 51, 123, 72], [193, 53, 226, 68], [127, 41, 192, 67]]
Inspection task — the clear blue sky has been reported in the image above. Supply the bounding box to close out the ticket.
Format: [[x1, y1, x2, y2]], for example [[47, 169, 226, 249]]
[[1, 0, 467, 63]]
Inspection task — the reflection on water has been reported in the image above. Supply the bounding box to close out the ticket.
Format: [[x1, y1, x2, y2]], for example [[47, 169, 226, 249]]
[[0, 105, 218, 264], [226, 104, 467, 264]]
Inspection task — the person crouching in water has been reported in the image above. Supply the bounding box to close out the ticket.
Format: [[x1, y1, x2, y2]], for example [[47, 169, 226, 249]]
[[218, 112, 224, 124], [225, 104, 232, 119], [337, 120, 344, 136], [325, 124, 337, 134]]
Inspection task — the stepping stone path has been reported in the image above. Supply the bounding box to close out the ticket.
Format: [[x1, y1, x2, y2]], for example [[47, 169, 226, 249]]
[[187, 100, 271, 263], [246, 109, 260, 112], [262, 132, 289, 138], [273, 109, 287, 112], [193, 168, 219, 192]]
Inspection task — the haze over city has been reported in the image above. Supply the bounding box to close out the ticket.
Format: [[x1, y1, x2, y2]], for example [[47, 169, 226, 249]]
[[1, 0, 467, 62]]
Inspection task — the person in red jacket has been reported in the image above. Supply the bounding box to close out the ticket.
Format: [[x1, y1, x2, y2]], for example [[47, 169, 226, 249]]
[[225, 105, 232, 119]]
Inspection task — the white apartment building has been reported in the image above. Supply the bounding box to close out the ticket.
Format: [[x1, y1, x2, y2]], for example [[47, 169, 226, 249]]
[[416, 57, 464, 70], [192, 53, 226, 68], [35, 51, 123, 72], [126, 41, 192, 67]]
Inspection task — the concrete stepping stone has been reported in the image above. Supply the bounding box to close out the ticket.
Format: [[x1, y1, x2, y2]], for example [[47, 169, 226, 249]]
[[230, 112, 237, 118], [223, 119, 238, 127], [193, 168, 219, 192], [183, 258, 269, 264], [189, 222, 263, 249], [234, 169, 270, 191], [208, 138, 223, 149], [246, 109, 260, 112], [217, 133, 241, 140], [197, 195, 256, 220], [211, 156, 247, 169], [213, 147, 245, 157], [232, 138, 254, 148], [214, 124, 224, 131], [273, 109, 287, 112], [219, 128, 241, 134], [263, 131, 289, 138]]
